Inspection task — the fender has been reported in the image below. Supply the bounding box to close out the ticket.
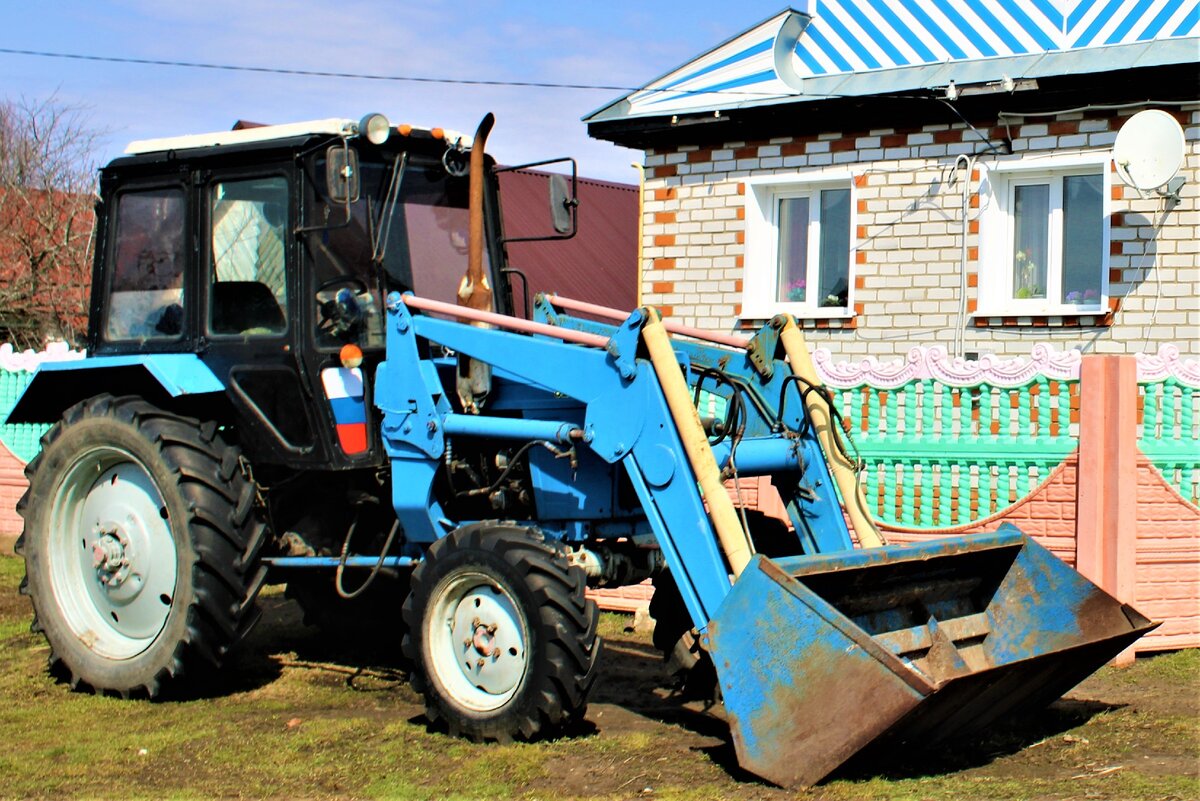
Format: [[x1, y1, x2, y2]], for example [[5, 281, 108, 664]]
[[4, 354, 225, 424]]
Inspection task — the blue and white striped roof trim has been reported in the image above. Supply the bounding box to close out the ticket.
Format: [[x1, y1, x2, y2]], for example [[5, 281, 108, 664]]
[[590, 1, 1198, 122]]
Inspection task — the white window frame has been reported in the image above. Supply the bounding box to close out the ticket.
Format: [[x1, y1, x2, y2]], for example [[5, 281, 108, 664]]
[[741, 170, 856, 320], [978, 155, 1110, 317]]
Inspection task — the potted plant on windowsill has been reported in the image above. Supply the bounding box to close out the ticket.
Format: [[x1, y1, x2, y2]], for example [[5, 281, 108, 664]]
[[1065, 288, 1100, 306], [1013, 250, 1045, 300]]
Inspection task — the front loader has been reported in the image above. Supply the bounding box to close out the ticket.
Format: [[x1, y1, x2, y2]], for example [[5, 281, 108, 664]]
[[6, 112, 1155, 788]]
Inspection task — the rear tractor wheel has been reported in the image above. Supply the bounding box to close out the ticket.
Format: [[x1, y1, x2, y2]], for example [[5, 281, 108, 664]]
[[402, 523, 600, 741], [16, 394, 266, 697]]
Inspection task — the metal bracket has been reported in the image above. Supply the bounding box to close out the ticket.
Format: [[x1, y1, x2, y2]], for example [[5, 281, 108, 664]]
[[746, 320, 782, 380], [377, 293, 449, 459], [604, 309, 644, 382]]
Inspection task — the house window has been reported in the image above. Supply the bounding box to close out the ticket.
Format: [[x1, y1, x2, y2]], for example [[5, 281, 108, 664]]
[[743, 176, 854, 319], [982, 161, 1108, 315]]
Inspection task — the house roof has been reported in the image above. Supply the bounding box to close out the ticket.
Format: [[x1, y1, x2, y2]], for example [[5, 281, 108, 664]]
[[498, 170, 638, 316], [585, 2, 1199, 131]]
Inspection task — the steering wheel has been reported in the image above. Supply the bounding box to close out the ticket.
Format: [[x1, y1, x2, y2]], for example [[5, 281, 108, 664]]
[[316, 275, 369, 295], [316, 276, 371, 338]]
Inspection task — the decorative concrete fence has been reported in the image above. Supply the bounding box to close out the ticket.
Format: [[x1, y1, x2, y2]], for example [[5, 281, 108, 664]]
[[0, 343, 85, 540], [2, 343, 1197, 655], [809, 344, 1199, 656], [816, 344, 1084, 528]]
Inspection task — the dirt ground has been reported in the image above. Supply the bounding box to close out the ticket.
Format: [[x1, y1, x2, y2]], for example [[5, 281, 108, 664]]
[[0, 553, 1196, 800]]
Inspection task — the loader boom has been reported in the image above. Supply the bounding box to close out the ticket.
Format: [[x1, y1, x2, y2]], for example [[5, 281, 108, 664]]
[[377, 292, 1155, 786]]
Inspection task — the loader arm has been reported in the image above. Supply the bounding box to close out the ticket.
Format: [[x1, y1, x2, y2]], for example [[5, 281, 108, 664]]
[[378, 291, 1157, 789]]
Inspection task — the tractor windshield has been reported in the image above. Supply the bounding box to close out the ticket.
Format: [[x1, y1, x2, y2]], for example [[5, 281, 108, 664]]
[[306, 152, 493, 350]]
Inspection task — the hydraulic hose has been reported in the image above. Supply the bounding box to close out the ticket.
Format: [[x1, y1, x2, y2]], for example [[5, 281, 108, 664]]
[[777, 315, 885, 549]]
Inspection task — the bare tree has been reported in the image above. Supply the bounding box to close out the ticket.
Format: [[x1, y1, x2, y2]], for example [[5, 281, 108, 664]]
[[0, 95, 100, 349]]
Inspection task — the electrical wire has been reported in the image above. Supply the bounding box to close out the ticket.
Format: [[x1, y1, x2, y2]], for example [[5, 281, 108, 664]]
[[950, 154, 977, 358], [0, 46, 959, 105], [1114, 203, 1174, 353], [998, 99, 1197, 119], [0, 47, 639, 91]]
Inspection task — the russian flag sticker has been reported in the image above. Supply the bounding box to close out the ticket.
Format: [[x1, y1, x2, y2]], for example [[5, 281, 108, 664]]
[[321, 367, 368, 454]]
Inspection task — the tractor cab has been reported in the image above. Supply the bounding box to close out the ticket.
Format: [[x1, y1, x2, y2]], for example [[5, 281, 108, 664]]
[[61, 115, 572, 472]]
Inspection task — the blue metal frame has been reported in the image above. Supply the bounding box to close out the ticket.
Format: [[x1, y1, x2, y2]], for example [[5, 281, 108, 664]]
[[533, 295, 854, 554], [374, 293, 739, 626], [35, 353, 226, 394], [5, 354, 226, 425]]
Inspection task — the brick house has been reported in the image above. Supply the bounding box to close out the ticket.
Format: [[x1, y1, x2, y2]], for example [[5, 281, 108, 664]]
[[584, 2, 1199, 361]]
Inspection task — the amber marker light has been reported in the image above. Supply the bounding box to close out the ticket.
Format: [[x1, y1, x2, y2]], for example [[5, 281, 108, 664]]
[[397, 123, 413, 136], [431, 127, 445, 139], [340, 344, 364, 369]]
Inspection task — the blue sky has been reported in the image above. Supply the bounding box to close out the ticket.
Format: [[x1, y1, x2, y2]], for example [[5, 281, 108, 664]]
[[2, 1, 792, 183]]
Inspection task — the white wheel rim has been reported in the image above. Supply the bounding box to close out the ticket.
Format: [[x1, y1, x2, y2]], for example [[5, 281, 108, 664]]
[[47, 446, 179, 660], [426, 570, 530, 713]]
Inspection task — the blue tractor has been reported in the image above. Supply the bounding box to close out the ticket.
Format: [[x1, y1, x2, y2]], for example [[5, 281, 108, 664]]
[[7, 113, 1155, 787]]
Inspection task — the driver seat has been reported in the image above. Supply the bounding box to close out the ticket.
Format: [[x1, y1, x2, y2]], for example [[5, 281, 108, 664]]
[[211, 281, 286, 334]]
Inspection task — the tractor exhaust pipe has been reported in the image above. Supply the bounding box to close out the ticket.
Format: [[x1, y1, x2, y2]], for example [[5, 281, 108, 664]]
[[460, 112, 495, 313], [456, 112, 496, 413]]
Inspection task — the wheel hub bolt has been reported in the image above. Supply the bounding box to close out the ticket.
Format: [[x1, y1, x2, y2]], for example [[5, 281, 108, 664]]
[[92, 531, 132, 588], [92, 534, 124, 571], [471, 621, 500, 658]]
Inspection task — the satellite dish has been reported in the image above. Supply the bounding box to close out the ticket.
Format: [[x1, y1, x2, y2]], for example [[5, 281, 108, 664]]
[[1112, 109, 1186, 191]]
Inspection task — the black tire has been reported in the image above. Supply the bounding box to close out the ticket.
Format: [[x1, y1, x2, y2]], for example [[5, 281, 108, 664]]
[[649, 572, 718, 702], [402, 522, 600, 742], [15, 394, 267, 698]]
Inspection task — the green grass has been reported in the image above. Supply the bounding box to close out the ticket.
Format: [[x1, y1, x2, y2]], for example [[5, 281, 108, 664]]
[[0, 552, 1196, 801]]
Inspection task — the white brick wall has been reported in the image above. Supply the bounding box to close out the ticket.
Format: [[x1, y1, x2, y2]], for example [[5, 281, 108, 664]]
[[639, 107, 1200, 359]]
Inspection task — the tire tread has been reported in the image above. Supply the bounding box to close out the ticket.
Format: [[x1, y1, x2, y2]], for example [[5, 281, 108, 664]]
[[18, 393, 264, 698]]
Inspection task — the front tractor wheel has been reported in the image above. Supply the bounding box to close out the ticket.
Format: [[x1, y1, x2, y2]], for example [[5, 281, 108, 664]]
[[17, 395, 266, 697], [402, 523, 600, 742]]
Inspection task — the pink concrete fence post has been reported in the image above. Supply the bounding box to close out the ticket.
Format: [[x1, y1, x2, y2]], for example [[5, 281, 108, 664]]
[[1075, 354, 1140, 665]]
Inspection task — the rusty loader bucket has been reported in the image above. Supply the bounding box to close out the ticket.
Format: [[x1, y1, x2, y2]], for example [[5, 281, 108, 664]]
[[705, 525, 1157, 788]]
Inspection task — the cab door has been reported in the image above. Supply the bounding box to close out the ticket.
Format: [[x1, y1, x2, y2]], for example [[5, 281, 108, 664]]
[[197, 168, 328, 467], [295, 148, 389, 470]]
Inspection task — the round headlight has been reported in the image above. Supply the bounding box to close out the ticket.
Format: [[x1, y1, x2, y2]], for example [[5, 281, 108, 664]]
[[358, 113, 390, 145]]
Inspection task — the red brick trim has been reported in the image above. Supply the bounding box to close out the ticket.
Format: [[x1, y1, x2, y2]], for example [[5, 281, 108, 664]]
[[972, 312, 1114, 328]]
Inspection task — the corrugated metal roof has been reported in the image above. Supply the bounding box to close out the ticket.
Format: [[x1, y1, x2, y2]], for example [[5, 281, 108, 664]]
[[498, 170, 638, 316]]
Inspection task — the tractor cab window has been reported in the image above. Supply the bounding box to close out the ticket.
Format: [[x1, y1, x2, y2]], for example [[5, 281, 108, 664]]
[[306, 163, 385, 352], [306, 153, 492, 351], [209, 177, 289, 336], [387, 160, 490, 307], [105, 188, 186, 342]]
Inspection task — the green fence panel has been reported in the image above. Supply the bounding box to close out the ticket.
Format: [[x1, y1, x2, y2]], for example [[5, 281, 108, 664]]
[[0, 369, 49, 464], [847, 375, 1078, 529], [1138, 377, 1200, 505]]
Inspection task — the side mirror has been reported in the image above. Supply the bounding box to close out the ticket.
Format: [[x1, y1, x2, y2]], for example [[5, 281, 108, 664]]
[[495, 157, 579, 243], [325, 144, 360, 205], [549, 174, 572, 234]]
